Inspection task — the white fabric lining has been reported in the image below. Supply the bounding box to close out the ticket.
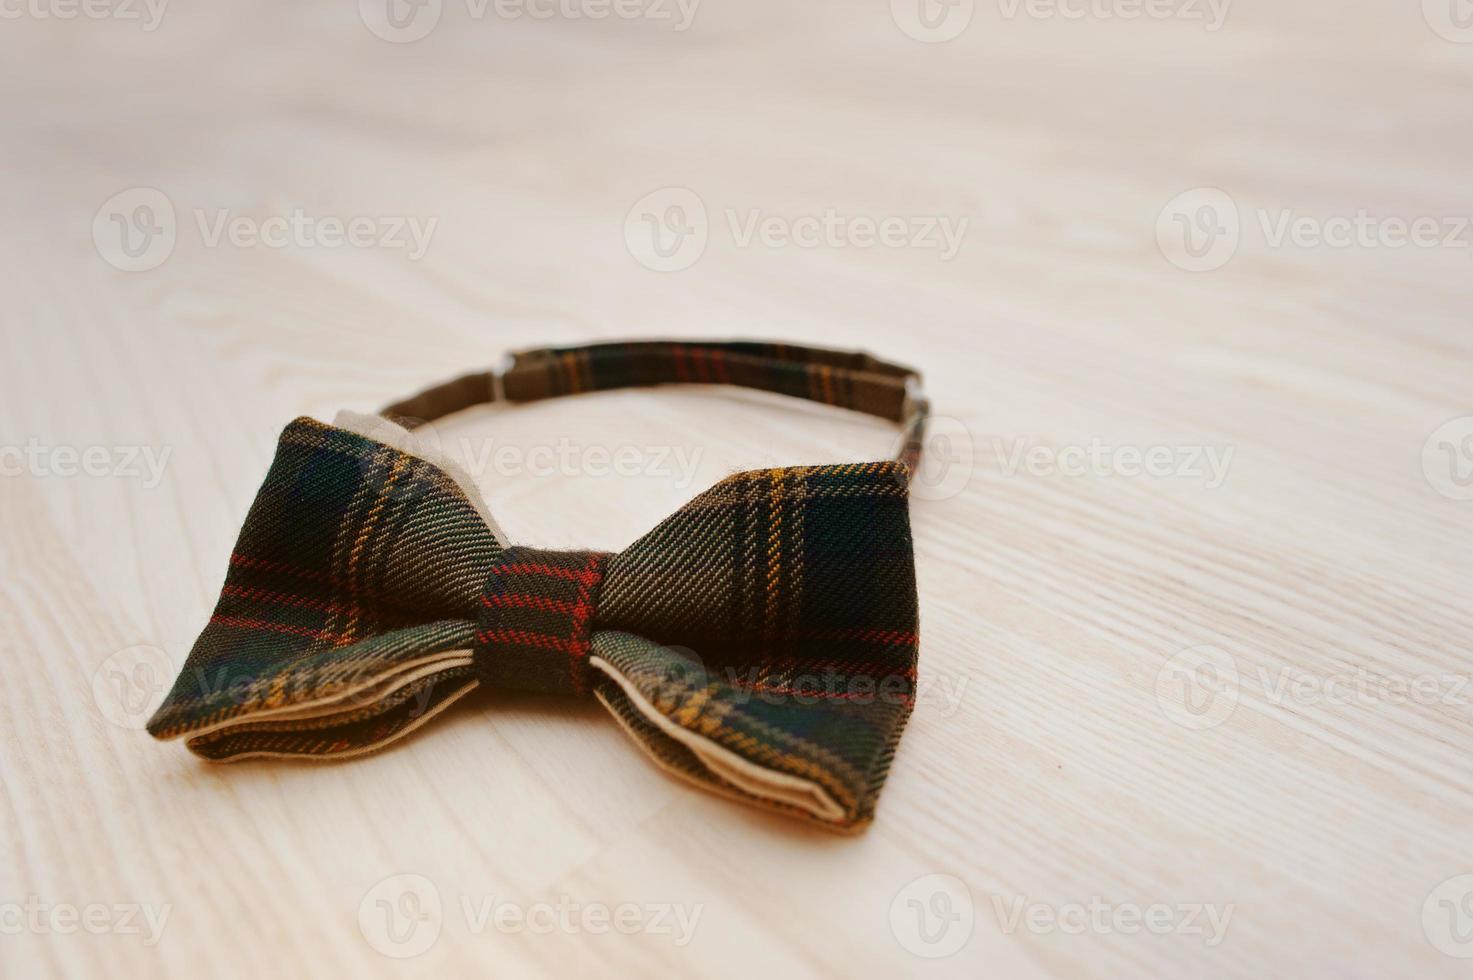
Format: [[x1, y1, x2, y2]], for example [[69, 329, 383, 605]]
[[589, 656, 844, 822], [167, 649, 475, 741], [195, 679, 481, 762], [334, 409, 508, 547]]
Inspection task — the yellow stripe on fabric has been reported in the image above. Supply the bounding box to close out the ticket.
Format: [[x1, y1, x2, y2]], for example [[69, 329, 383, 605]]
[[342, 454, 409, 641], [766, 467, 783, 639], [687, 712, 859, 809]]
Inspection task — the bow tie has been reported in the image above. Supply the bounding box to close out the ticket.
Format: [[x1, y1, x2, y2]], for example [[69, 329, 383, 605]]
[[147, 340, 928, 832]]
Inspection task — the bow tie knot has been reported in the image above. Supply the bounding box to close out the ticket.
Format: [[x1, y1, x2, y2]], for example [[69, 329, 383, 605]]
[[474, 547, 610, 698]]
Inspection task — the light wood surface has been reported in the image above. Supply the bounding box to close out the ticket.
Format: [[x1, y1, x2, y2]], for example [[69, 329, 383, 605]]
[[3, 1, 1473, 977]]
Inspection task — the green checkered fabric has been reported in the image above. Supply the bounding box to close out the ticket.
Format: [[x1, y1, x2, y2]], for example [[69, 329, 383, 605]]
[[148, 342, 924, 832]]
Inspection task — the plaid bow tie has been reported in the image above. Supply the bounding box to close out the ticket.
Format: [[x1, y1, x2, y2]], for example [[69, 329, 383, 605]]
[[148, 341, 928, 832]]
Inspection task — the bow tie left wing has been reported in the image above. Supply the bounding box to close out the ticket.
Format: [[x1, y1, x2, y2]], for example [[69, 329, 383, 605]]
[[146, 417, 502, 758]]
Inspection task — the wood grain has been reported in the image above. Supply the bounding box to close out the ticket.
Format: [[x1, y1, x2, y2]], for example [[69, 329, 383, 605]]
[[2, 0, 1471, 976]]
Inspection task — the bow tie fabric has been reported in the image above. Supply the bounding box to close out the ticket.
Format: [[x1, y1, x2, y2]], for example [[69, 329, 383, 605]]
[[147, 340, 929, 832]]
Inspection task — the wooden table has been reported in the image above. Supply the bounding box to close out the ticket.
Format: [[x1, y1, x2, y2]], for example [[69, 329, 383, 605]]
[[3, 1, 1471, 976]]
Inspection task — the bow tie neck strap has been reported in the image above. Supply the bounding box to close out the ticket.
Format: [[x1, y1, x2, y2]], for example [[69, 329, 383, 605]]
[[381, 340, 929, 476]]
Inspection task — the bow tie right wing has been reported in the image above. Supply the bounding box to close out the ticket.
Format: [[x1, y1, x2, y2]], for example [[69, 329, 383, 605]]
[[589, 462, 920, 832]]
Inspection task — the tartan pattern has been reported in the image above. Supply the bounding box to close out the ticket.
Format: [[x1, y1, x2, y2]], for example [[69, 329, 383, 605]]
[[476, 547, 610, 697], [382, 340, 930, 485], [148, 395, 920, 830], [590, 631, 914, 829], [511, 341, 932, 488], [504, 340, 915, 423], [146, 419, 496, 746]]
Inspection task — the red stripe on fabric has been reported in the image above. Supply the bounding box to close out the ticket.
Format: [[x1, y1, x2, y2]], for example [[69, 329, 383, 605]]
[[692, 346, 713, 383], [710, 348, 731, 384], [230, 553, 333, 585], [209, 614, 350, 643], [480, 593, 579, 614], [486, 562, 602, 585], [222, 584, 360, 617], [474, 628, 580, 654], [566, 553, 604, 695]]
